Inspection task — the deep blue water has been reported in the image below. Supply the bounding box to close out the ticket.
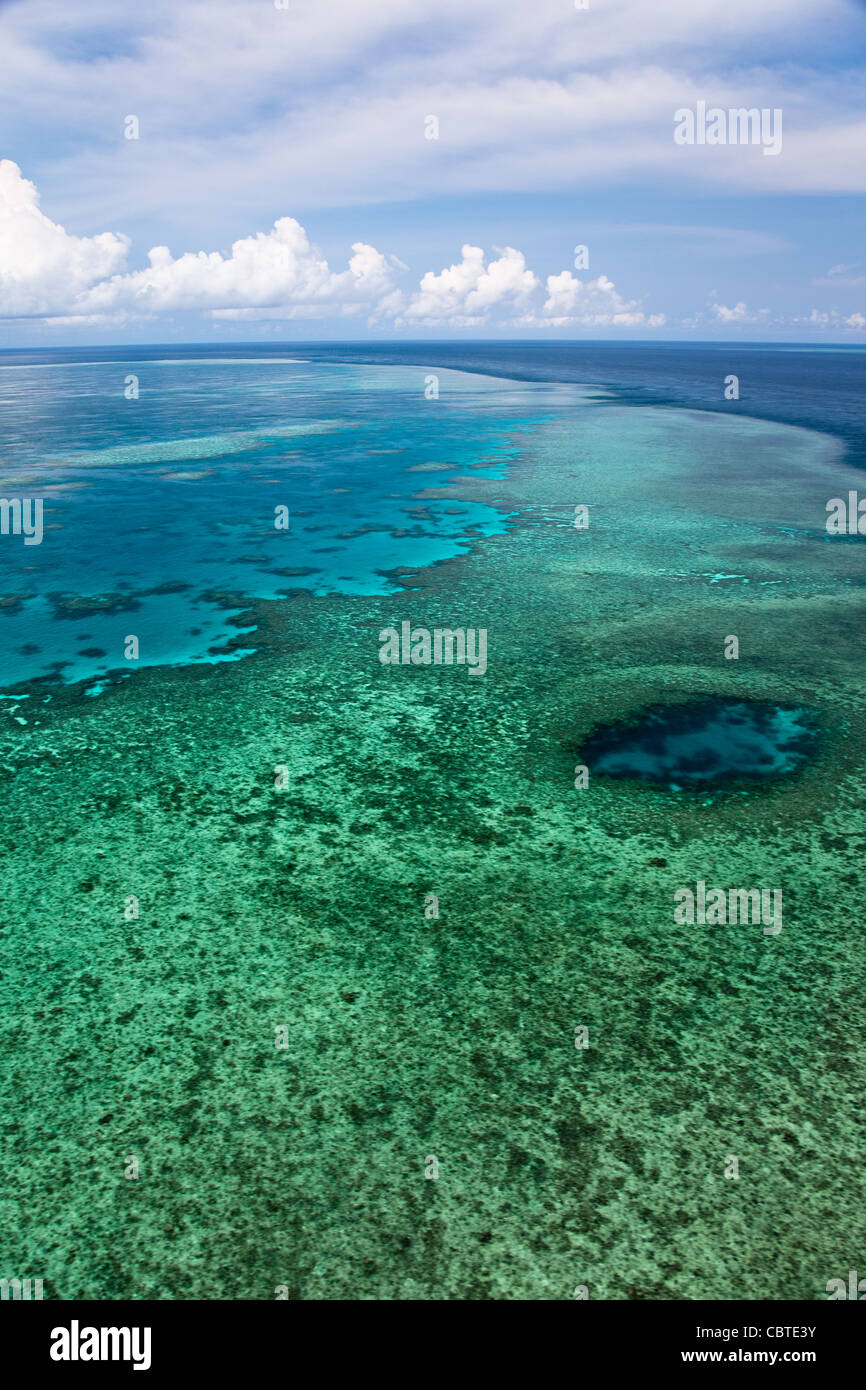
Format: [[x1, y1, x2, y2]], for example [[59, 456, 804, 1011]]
[[4, 341, 861, 459], [297, 342, 866, 471], [580, 699, 821, 790]]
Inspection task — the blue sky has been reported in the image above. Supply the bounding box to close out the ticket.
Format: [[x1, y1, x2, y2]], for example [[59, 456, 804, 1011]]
[[1, 0, 865, 343]]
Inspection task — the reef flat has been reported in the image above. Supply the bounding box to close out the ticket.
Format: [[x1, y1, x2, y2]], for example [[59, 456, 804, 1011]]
[[1, 377, 865, 1300]]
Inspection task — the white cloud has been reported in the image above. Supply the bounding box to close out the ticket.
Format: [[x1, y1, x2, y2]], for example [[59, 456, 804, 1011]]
[[0, 162, 403, 322], [4, 164, 865, 338], [524, 270, 665, 327], [798, 307, 866, 331], [1, 0, 863, 252], [0, 165, 657, 328], [712, 300, 749, 322], [709, 298, 770, 324], [0, 0, 863, 348], [392, 245, 538, 325], [0, 165, 645, 328], [79, 221, 402, 320], [0, 159, 128, 317]]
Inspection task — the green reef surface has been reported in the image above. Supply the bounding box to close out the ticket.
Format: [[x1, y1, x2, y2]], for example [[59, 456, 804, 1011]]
[[1, 379, 865, 1300]]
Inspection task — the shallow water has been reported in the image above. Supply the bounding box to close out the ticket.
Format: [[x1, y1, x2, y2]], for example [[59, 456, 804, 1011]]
[[0, 359, 551, 685], [2, 347, 866, 1301], [0, 352, 850, 690]]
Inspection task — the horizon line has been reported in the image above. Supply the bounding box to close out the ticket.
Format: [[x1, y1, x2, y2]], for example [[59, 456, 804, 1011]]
[[0, 339, 864, 353]]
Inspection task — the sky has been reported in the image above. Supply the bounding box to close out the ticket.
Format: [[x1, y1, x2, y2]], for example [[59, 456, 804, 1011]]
[[0, 0, 865, 344]]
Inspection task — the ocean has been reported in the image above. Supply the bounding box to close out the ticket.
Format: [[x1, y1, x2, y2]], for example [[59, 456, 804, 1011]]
[[1, 342, 863, 689], [1, 343, 864, 1300]]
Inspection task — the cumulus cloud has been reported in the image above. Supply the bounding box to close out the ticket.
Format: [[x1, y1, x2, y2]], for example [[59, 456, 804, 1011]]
[[799, 307, 866, 330], [522, 270, 665, 327], [712, 300, 749, 322], [699, 302, 865, 332], [0, 162, 405, 322], [1, 3, 864, 342], [391, 245, 538, 325], [7, 163, 863, 338], [709, 298, 770, 324], [0, 168, 662, 328], [78, 221, 402, 321], [0, 159, 129, 317]]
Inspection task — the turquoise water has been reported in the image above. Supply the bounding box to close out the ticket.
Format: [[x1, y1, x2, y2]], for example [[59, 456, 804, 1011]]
[[0, 359, 567, 687], [1, 344, 862, 697], [3, 345, 866, 1301]]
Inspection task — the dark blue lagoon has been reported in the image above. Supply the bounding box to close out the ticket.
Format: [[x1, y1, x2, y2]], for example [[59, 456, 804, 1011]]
[[580, 698, 821, 789]]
